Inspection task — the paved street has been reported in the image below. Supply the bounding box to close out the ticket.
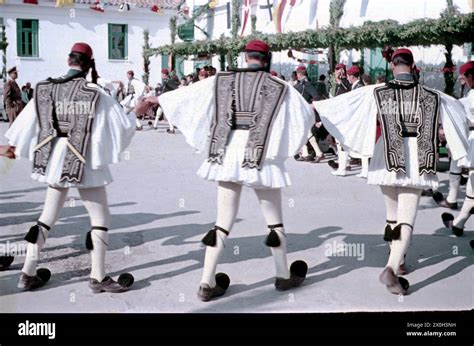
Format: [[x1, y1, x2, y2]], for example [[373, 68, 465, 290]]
[[0, 122, 472, 313]]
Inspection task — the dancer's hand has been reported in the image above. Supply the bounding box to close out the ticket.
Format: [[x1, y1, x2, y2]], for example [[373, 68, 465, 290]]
[[0, 145, 16, 159]]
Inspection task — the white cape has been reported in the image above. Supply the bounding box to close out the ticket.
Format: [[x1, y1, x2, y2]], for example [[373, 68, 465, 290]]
[[5, 86, 136, 188], [159, 76, 314, 188], [314, 85, 469, 189]]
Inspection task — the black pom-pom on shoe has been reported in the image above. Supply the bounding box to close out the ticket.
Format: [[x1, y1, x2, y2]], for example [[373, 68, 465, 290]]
[[36, 268, 51, 284], [432, 191, 444, 203], [215, 272, 230, 290], [398, 277, 409, 291], [118, 273, 134, 288], [441, 213, 454, 228], [290, 260, 308, 279], [0, 256, 14, 271]]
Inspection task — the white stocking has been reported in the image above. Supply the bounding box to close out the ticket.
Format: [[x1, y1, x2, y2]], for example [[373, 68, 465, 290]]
[[453, 170, 474, 229], [447, 159, 462, 204], [22, 187, 68, 276], [386, 187, 421, 272], [153, 107, 163, 128], [255, 188, 290, 279], [308, 136, 323, 157], [78, 187, 111, 281], [201, 182, 242, 287]]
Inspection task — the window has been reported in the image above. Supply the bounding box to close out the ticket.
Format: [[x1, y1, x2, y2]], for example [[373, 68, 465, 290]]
[[108, 24, 127, 60], [17, 19, 39, 57]]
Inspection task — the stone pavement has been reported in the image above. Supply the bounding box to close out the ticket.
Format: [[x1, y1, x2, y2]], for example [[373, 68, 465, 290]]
[[0, 122, 472, 313]]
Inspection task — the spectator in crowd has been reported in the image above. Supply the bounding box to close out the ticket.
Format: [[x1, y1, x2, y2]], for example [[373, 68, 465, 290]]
[[20, 86, 30, 106], [376, 75, 386, 84], [315, 74, 329, 99], [362, 74, 371, 86]]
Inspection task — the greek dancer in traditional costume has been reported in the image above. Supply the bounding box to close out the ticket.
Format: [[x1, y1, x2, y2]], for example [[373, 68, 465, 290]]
[[0, 145, 16, 270], [441, 61, 474, 236], [293, 66, 325, 163], [157, 40, 314, 301], [121, 70, 146, 130], [328, 63, 352, 175], [5, 43, 136, 292], [315, 48, 469, 295]]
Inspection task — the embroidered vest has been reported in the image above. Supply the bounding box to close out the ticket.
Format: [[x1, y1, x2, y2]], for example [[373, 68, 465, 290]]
[[374, 80, 440, 175], [33, 77, 100, 183], [209, 71, 288, 170]]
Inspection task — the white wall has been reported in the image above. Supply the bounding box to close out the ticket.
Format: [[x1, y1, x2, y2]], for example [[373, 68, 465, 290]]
[[2, 1, 173, 87]]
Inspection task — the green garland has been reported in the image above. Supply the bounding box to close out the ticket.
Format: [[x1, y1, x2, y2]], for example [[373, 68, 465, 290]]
[[147, 13, 473, 58], [142, 29, 150, 85]]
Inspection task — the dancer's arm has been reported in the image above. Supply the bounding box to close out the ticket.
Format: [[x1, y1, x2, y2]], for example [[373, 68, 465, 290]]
[[158, 76, 215, 152], [313, 85, 378, 157], [439, 92, 469, 165], [4, 100, 39, 160], [89, 88, 136, 169]]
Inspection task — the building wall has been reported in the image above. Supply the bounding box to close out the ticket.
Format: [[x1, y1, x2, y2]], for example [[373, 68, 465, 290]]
[[1, 1, 173, 88]]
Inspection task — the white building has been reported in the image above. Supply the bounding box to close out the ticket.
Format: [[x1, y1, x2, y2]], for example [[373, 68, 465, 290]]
[[0, 0, 182, 88], [182, 0, 472, 92], [0, 0, 472, 92]]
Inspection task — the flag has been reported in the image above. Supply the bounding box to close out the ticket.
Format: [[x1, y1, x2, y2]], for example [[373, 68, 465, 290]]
[[273, 0, 286, 33], [56, 0, 74, 7], [259, 0, 273, 22], [360, 0, 369, 17], [240, 0, 251, 37], [308, 0, 318, 28]]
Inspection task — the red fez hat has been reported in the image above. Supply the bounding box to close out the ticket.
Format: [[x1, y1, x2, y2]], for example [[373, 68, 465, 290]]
[[270, 70, 278, 76], [296, 66, 306, 72], [71, 42, 93, 59], [460, 61, 474, 75], [392, 48, 413, 60], [347, 66, 360, 75], [161, 68, 169, 74], [245, 40, 270, 54], [335, 63, 346, 70]]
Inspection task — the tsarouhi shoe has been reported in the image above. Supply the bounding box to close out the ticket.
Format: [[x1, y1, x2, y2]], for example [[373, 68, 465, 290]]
[[275, 261, 308, 291], [197, 273, 230, 302], [0, 255, 14, 271], [379, 267, 409, 295], [441, 213, 464, 236], [433, 192, 458, 209], [18, 268, 51, 291], [89, 276, 130, 294]]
